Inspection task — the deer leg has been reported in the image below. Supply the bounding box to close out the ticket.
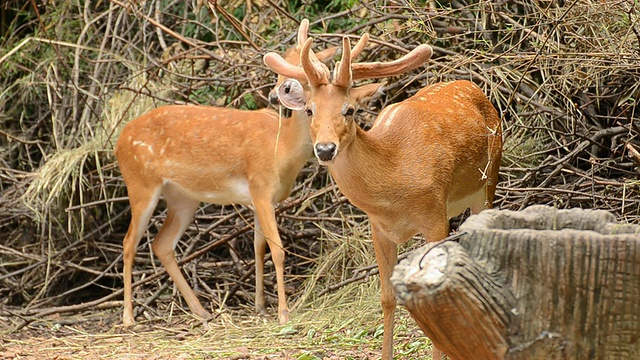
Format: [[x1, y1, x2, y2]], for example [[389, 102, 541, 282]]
[[424, 213, 451, 360], [486, 126, 502, 208], [150, 196, 208, 320], [122, 186, 161, 326], [370, 223, 398, 360], [253, 217, 268, 316], [252, 196, 289, 324]]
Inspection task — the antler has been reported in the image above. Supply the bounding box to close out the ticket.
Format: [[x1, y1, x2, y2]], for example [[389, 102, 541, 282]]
[[267, 23, 428, 88], [300, 33, 376, 87], [332, 34, 431, 86], [332, 33, 370, 87], [351, 44, 433, 81], [297, 19, 309, 49], [350, 33, 369, 60], [263, 52, 307, 82], [300, 38, 330, 86], [264, 19, 336, 85], [263, 19, 314, 83], [333, 37, 352, 87]]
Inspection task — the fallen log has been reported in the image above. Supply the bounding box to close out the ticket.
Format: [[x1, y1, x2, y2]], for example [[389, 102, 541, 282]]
[[392, 205, 640, 360]]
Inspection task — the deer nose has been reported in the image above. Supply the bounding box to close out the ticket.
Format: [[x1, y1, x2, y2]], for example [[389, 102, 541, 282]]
[[268, 91, 279, 105], [315, 142, 337, 162]]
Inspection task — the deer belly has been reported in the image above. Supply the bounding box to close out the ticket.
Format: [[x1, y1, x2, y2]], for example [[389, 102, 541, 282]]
[[162, 178, 253, 206], [446, 186, 486, 218]]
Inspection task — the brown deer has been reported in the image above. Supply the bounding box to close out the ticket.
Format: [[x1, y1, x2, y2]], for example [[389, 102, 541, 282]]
[[115, 19, 339, 326], [264, 35, 502, 359]]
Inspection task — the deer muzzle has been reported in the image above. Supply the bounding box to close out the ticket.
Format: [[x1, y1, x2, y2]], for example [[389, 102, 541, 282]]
[[314, 142, 338, 163]]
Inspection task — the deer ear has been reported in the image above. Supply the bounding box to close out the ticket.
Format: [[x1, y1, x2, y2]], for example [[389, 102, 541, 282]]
[[277, 79, 307, 111], [351, 82, 385, 104], [316, 46, 340, 65]]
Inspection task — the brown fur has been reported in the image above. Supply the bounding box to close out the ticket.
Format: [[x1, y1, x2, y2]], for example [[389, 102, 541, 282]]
[[115, 21, 334, 327], [315, 80, 502, 360], [264, 35, 502, 359], [116, 103, 312, 326]]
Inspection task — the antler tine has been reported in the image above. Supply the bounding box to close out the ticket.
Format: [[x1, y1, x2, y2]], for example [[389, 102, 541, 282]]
[[297, 19, 309, 48], [333, 37, 352, 87], [352, 44, 433, 81], [263, 52, 308, 82], [300, 38, 330, 86], [350, 33, 369, 60]]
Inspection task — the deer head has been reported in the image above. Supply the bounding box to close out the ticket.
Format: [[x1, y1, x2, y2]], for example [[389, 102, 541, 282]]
[[264, 35, 433, 163]]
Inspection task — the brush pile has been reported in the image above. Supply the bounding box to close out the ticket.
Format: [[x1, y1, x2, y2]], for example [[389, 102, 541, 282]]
[[1, 0, 638, 326]]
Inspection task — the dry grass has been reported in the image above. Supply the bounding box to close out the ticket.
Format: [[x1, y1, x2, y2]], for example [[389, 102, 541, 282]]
[[2, 277, 433, 360]]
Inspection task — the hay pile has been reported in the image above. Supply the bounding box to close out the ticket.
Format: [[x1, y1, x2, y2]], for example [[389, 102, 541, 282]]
[[1, 0, 638, 326]]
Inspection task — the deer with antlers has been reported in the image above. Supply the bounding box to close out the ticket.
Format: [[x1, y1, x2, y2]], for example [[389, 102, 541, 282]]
[[115, 19, 340, 327], [264, 33, 502, 359]]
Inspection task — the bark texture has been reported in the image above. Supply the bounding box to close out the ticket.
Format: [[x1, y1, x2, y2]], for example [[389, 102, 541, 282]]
[[392, 205, 640, 360]]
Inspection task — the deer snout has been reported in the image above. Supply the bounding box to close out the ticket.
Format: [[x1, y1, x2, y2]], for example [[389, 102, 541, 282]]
[[269, 90, 280, 105], [314, 142, 338, 163]]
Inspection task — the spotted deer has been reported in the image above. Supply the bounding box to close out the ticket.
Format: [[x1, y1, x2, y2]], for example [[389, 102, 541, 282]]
[[115, 19, 340, 326], [264, 34, 502, 359]]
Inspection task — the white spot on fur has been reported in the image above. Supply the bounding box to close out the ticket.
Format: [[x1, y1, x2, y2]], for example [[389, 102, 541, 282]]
[[453, 99, 465, 107], [373, 104, 402, 130], [159, 139, 170, 156], [426, 83, 446, 94], [132, 140, 154, 155]]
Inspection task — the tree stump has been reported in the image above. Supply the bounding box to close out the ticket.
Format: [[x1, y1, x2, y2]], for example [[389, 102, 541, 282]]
[[391, 205, 640, 360]]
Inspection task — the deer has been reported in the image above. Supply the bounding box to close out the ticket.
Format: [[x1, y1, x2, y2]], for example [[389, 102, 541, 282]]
[[115, 19, 341, 327], [263, 34, 502, 359]]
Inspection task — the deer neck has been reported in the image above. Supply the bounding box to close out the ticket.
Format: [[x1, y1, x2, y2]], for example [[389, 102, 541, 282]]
[[270, 108, 314, 203], [290, 109, 314, 158], [329, 126, 395, 209], [273, 108, 313, 160]]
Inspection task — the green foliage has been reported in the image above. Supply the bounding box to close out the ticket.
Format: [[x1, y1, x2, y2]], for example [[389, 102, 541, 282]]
[[296, 353, 321, 360], [241, 93, 257, 110], [189, 85, 228, 105]]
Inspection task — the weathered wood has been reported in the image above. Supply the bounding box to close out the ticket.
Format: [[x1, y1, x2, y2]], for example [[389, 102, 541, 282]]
[[393, 240, 515, 359], [392, 205, 640, 360]]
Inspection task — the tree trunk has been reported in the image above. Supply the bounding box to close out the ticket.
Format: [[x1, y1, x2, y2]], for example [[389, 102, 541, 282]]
[[392, 205, 640, 360]]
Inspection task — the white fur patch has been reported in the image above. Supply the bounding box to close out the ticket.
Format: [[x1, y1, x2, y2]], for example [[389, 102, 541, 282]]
[[165, 178, 252, 206], [159, 139, 170, 156], [132, 140, 154, 155], [373, 104, 402, 130], [447, 186, 486, 218]]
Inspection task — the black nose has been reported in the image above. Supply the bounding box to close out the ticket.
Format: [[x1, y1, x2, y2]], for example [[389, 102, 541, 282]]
[[315, 143, 337, 162], [269, 91, 279, 105]]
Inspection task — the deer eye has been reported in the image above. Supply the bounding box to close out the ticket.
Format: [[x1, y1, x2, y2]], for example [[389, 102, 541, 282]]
[[306, 108, 313, 117], [341, 103, 356, 117]]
